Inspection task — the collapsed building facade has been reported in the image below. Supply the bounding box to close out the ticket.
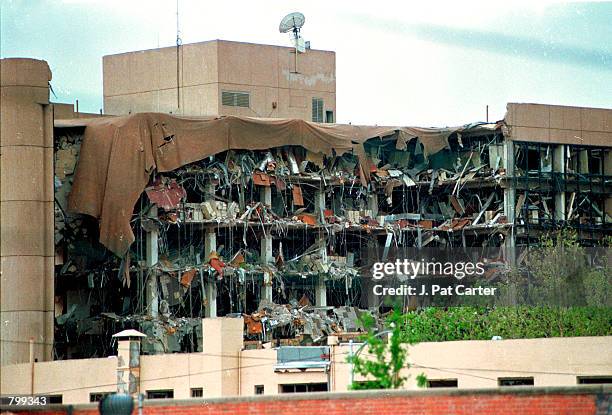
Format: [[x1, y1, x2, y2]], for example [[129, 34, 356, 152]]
[[48, 106, 612, 360], [1, 56, 611, 398]]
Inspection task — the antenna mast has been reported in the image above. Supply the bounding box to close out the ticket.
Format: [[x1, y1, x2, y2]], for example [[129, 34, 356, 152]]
[[175, 0, 182, 112]]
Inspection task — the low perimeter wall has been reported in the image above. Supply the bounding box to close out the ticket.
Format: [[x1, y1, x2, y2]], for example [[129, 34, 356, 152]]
[[2, 386, 610, 415]]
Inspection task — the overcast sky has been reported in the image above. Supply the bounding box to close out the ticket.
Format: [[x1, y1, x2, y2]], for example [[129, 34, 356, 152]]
[[1, 0, 610, 126]]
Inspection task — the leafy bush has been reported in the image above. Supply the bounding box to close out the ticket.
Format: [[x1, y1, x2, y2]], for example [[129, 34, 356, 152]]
[[398, 306, 612, 343]]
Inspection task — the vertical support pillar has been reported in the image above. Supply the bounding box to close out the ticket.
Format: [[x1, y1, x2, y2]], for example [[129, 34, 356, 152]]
[[260, 271, 273, 303], [146, 272, 159, 318], [314, 188, 326, 223], [260, 186, 271, 207], [145, 205, 159, 318], [259, 186, 274, 303], [553, 145, 566, 222], [502, 139, 516, 265], [204, 230, 217, 318], [315, 275, 327, 307], [368, 191, 379, 218], [605, 150, 612, 223], [146, 206, 158, 267], [315, 230, 327, 306]]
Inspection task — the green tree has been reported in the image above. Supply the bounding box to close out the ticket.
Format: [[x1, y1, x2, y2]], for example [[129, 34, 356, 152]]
[[348, 310, 426, 389]]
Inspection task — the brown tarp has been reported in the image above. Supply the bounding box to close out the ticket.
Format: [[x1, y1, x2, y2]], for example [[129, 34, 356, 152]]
[[67, 113, 458, 256]]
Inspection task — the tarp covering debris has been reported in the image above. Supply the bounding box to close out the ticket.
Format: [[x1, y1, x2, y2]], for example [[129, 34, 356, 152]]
[[68, 113, 460, 256]]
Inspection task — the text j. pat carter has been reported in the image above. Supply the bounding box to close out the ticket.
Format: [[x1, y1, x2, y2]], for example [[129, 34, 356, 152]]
[[373, 284, 497, 296]]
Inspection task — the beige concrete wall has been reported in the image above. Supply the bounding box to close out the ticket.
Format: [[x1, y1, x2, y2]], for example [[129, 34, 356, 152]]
[[52, 102, 105, 119], [0, 357, 117, 402], [240, 348, 328, 396], [103, 40, 336, 121], [2, 334, 610, 404], [505, 103, 612, 147], [331, 336, 612, 391], [0, 58, 54, 366]]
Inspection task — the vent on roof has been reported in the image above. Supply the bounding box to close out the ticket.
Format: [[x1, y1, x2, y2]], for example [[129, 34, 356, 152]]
[[222, 91, 250, 108]]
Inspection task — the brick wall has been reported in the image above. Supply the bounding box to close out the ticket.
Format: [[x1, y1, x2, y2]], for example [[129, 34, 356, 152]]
[[4, 386, 610, 415]]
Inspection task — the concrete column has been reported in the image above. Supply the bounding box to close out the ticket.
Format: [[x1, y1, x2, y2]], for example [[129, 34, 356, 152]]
[[315, 275, 327, 307], [260, 224, 273, 302], [502, 139, 516, 223], [605, 151, 611, 222], [314, 189, 326, 223], [0, 59, 54, 365], [204, 230, 217, 318], [146, 206, 159, 267], [368, 192, 379, 218], [261, 271, 273, 303], [553, 145, 566, 222], [260, 186, 271, 207], [315, 231, 327, 306], [502, 139, 516, 263], [146, 272, 159, 318], [145, 205, 159, 318]]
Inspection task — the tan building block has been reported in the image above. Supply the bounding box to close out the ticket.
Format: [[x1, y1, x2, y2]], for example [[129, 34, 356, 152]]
[[182, 84, 219, 116], [181, 41, 218, 86], [103, 40, 336, 120], [0, 200, 54, 257], [509, 103, 551, 129], [0, 58, 51, 88], [0, 310, 51, 364], [0, 256, 53, 312], [0, 89, 50, 148], [581, 107, 609, 132], [0, 146, 53, 202], [549, 105, 581, 131]]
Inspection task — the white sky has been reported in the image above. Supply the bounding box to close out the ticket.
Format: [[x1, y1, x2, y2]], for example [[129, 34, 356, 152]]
[[2, 0, 611, 126]]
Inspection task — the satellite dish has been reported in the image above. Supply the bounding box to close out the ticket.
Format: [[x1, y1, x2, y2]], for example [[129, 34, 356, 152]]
[[279, 12, 305, 35]]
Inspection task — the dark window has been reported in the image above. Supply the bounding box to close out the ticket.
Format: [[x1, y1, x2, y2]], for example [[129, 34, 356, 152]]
[[89, 392, 112, 402], [325, 110, 334, 123], [222, 91, 250, 108], [279, 383, 328, 393], [48, 395, 63, 404], [190, 387, 203, 398], [427, 379, 458, 388], [498, 377, 534, 386], [254, 385, 264, 395], [577, 376, 612, 384], [312, 98, 323, 122], [146, 389, 174, 399]]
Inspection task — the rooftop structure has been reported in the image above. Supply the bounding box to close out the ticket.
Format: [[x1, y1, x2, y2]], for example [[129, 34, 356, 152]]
[[103, 40, 336, 122]]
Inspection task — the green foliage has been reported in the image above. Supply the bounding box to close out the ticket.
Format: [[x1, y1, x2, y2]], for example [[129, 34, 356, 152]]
[[511, 230, 611, 307], [348, 310, 426, 390], [398, 306, 612, 343]]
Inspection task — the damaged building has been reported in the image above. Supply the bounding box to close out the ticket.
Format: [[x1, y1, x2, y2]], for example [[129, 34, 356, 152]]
[[48, 106, 611, 359], [1, 54, 611, 403]]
